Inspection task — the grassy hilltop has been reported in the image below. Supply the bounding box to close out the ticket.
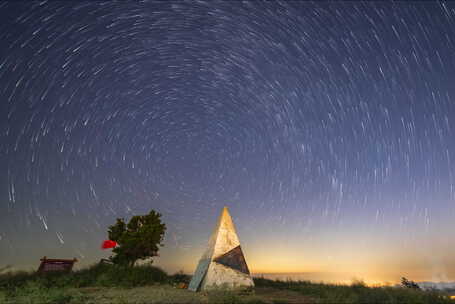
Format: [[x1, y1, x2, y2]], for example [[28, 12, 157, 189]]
[[0, 264, 453, 304]]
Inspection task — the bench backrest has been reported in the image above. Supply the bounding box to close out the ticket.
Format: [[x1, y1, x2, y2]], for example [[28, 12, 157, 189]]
[[37, 256, 78, 273]]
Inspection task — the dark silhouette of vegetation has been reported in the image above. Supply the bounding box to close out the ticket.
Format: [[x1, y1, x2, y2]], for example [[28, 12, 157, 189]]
[[401, 277, 421, 289], [1, 269, 453, 304], [108, 209, 166, 267], [0, 264, 171, 291], [254, 277, 450, 304], [0, 264, 186, 303]]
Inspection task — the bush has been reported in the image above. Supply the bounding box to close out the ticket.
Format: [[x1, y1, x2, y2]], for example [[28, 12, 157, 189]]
[[402, 277, 421, 289], [72, 263, 168, 287], [2, 268, 453, 304], [253, 277, 453, 304], [169, 271, 192, 284], [0, 263, 169, 293]]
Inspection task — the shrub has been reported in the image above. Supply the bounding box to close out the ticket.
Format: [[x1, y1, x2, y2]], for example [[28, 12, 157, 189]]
[[254, 277, 453, 304], [0, 263, 169, 293], [108, 210, 166, 267], [72, 263, 168, 287], [169, 271, 192, 284], [401, 277, 421, 289]]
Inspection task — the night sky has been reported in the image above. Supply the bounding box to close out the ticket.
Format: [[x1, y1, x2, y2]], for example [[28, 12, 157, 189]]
[[1, 1, 455, 284]]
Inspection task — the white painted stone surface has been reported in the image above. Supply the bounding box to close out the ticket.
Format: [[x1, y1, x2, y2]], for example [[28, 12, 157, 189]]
[[201, 260, 254, 290], [188, 207, 254, 291]]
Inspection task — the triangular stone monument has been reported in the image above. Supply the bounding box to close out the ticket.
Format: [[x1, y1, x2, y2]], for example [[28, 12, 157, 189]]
[[188, 206, 254, 291]]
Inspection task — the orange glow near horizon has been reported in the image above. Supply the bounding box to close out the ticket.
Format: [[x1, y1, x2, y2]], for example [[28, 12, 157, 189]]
[[154, 232, 455, 286]]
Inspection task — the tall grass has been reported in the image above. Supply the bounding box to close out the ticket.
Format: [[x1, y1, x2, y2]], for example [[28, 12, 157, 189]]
[[4, 281, 88, 304], [0, 263, 171, 291], [1, 266, 453, 304], [1, 266, 261, 304], [254, 277, 453, 304], [0, 263, 180, 304]]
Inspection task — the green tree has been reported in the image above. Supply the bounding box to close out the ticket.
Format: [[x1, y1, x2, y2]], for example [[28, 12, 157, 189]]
[[107, 210, 166, 266]]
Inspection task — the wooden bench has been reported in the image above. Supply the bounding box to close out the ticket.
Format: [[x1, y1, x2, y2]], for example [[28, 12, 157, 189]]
[[37, 256, 78, 273]]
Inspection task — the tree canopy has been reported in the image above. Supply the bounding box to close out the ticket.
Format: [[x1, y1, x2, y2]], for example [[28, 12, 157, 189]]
[[108, 210, 166, 266]]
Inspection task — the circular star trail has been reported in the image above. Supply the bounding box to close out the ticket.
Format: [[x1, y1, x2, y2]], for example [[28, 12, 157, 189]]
[[1, 1, 455, 281]]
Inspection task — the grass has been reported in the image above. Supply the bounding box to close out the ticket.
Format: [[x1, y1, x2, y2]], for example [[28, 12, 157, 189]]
[[0, 265, 453, 303], [3, 281, 88, 304], [0, 263, 172, 290], [0, 264, 184, 304], [254, 277, 453, 304]]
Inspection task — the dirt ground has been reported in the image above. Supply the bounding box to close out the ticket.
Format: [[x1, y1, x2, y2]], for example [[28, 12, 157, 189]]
[[75, 285, 316, 304]]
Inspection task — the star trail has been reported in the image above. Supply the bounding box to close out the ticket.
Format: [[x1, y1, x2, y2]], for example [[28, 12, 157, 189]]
[[1, 1, 455, 283]]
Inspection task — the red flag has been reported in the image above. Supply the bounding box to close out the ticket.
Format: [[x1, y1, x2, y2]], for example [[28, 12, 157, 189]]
[[101, 240, 117, 249]]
